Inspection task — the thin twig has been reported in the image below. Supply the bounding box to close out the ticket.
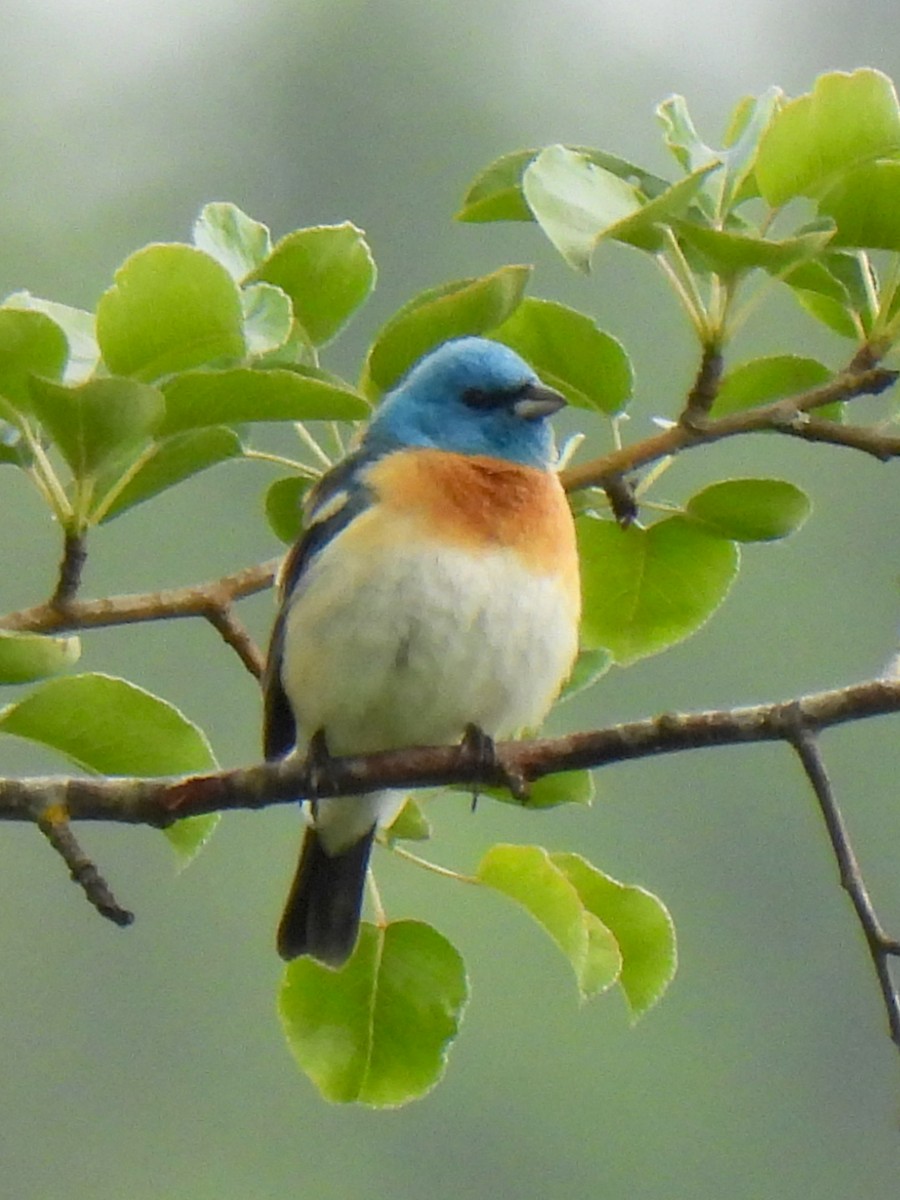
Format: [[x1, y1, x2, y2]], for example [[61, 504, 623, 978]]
[[203, 604, 265, 679], [561, 365, 898, 493], [785, 718, 900, 1049], [37, 800, 133, 927], [777, 415, 900, 461], [0, 557, 281, 635]]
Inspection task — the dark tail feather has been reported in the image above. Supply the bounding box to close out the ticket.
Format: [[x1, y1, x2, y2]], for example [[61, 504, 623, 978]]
[[276, 825, 375, 966]]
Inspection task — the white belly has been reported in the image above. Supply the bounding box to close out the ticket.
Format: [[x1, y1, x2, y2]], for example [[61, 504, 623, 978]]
[[280, 538, 578, 757]]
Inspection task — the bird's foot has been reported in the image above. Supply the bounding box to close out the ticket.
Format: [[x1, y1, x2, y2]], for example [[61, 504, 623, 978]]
[[460, 723, 529, 809], [305, 729, 338, 805]]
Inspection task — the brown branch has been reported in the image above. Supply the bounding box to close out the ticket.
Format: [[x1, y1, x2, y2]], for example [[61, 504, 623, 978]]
[[776, 415, 900, 461], [203, 604, 266, 679], [5, 675, 899, 1048], [0, 557, 280, 635], [785, 719, 900, 1050], [37, 799, 133, 927], [561, 365, 898, 493], [1, 677, 898, 826]]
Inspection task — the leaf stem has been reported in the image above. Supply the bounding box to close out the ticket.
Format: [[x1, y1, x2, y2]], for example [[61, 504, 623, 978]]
[[390, 843, 480, 885]]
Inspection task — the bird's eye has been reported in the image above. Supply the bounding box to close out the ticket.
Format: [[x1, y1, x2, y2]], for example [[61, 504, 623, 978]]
[[461, 387, 499, 410], [462, 385, 532, 411]]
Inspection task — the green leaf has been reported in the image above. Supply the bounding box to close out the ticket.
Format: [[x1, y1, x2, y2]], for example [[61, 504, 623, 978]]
[[717, 86, 783, 208], [756, 69, 900, 206], [607, 165, 728, 250], [577, 515, 739, 664], [550, 852, 677, 1019], [784, 257, 854, 306], [710, 355, 831, 417], [164, 812, 220, 868], [96, 427, 244, 523], [657, 95, 718, 175], [557, 646, 613, 703], [264, 474, 311, 544], [27, 376, 165, 479], [360, 266, 531, 396], [676, 224, 833, 279], [251, 320, 318, 371], [159, 368, 368, 435], [279, 920, 468, 1106], [523, 145, 644, 271], [28, 375, 164, 480], [492, 298, 633, 413], [455, 147, 670, 224], [524, 771, 595, 809], [96, 244, 245, 381], [0, 631, 80, 684], [192, 202, 272, 281], [241, 283, 293, 356], [686, 478, 812, 542], [818, 160, 900, 250], [523, 146, 720, 271], [250, 223, 376, 347], [3, 292, 99, 383], [791, 290, 860, 340], [0, 308, 69, 410], [385, 798, 431, 843], [0, 672, 216, 774], [455, 149, 545, 222], [451, 768, 593, 810], [478, 844, 621, 999]]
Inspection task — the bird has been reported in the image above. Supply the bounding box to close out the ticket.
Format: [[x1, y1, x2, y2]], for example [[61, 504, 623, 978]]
[[263, 335, 581, 967]]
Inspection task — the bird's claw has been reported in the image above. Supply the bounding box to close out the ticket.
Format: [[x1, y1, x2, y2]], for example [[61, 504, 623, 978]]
[[461, 723, 529, 808], [305, 729, 338, 809]]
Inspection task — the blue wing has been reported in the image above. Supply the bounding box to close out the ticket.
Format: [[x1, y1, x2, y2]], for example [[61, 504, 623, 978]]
[[262, 447, 381, 760]]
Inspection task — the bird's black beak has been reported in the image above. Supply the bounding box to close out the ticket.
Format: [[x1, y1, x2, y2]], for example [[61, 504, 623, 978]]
[[513, 382, 567, 420]]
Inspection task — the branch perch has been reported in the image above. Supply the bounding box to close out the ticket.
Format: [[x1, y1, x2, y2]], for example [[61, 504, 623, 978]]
[[1, 670, 898, 1047], [1, 677, 897, 824]]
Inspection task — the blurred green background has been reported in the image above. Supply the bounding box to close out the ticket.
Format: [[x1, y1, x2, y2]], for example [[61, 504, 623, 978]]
[[1, 2, 899, 1197]]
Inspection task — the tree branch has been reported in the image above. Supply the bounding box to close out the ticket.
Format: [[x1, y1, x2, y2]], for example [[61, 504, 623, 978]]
[[0, 557, 280, 676], [560, 364, 898, 493], [203, 604, 266, 679], [785, 719, 900, 1050], [3, 675, 899, 1049], [37, 798, 134, 927], [775, 415, 900, 460], [1, 677, 898, 825]]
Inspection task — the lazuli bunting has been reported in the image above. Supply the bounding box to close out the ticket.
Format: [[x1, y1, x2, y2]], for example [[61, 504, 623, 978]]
[[264, 336, 580, 965]]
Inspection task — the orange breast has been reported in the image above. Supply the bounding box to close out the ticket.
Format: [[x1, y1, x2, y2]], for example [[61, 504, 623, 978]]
[[365, 448, 579, 583]]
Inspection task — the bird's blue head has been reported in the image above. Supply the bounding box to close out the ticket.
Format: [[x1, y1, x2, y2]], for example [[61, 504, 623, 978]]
[[364, 337, 566, 468]]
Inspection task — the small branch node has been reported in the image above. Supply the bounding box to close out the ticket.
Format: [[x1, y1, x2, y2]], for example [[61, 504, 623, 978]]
[[51, 531, 87, 608], [681, 344, 724, 422], [600, 474, 639, 527]]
